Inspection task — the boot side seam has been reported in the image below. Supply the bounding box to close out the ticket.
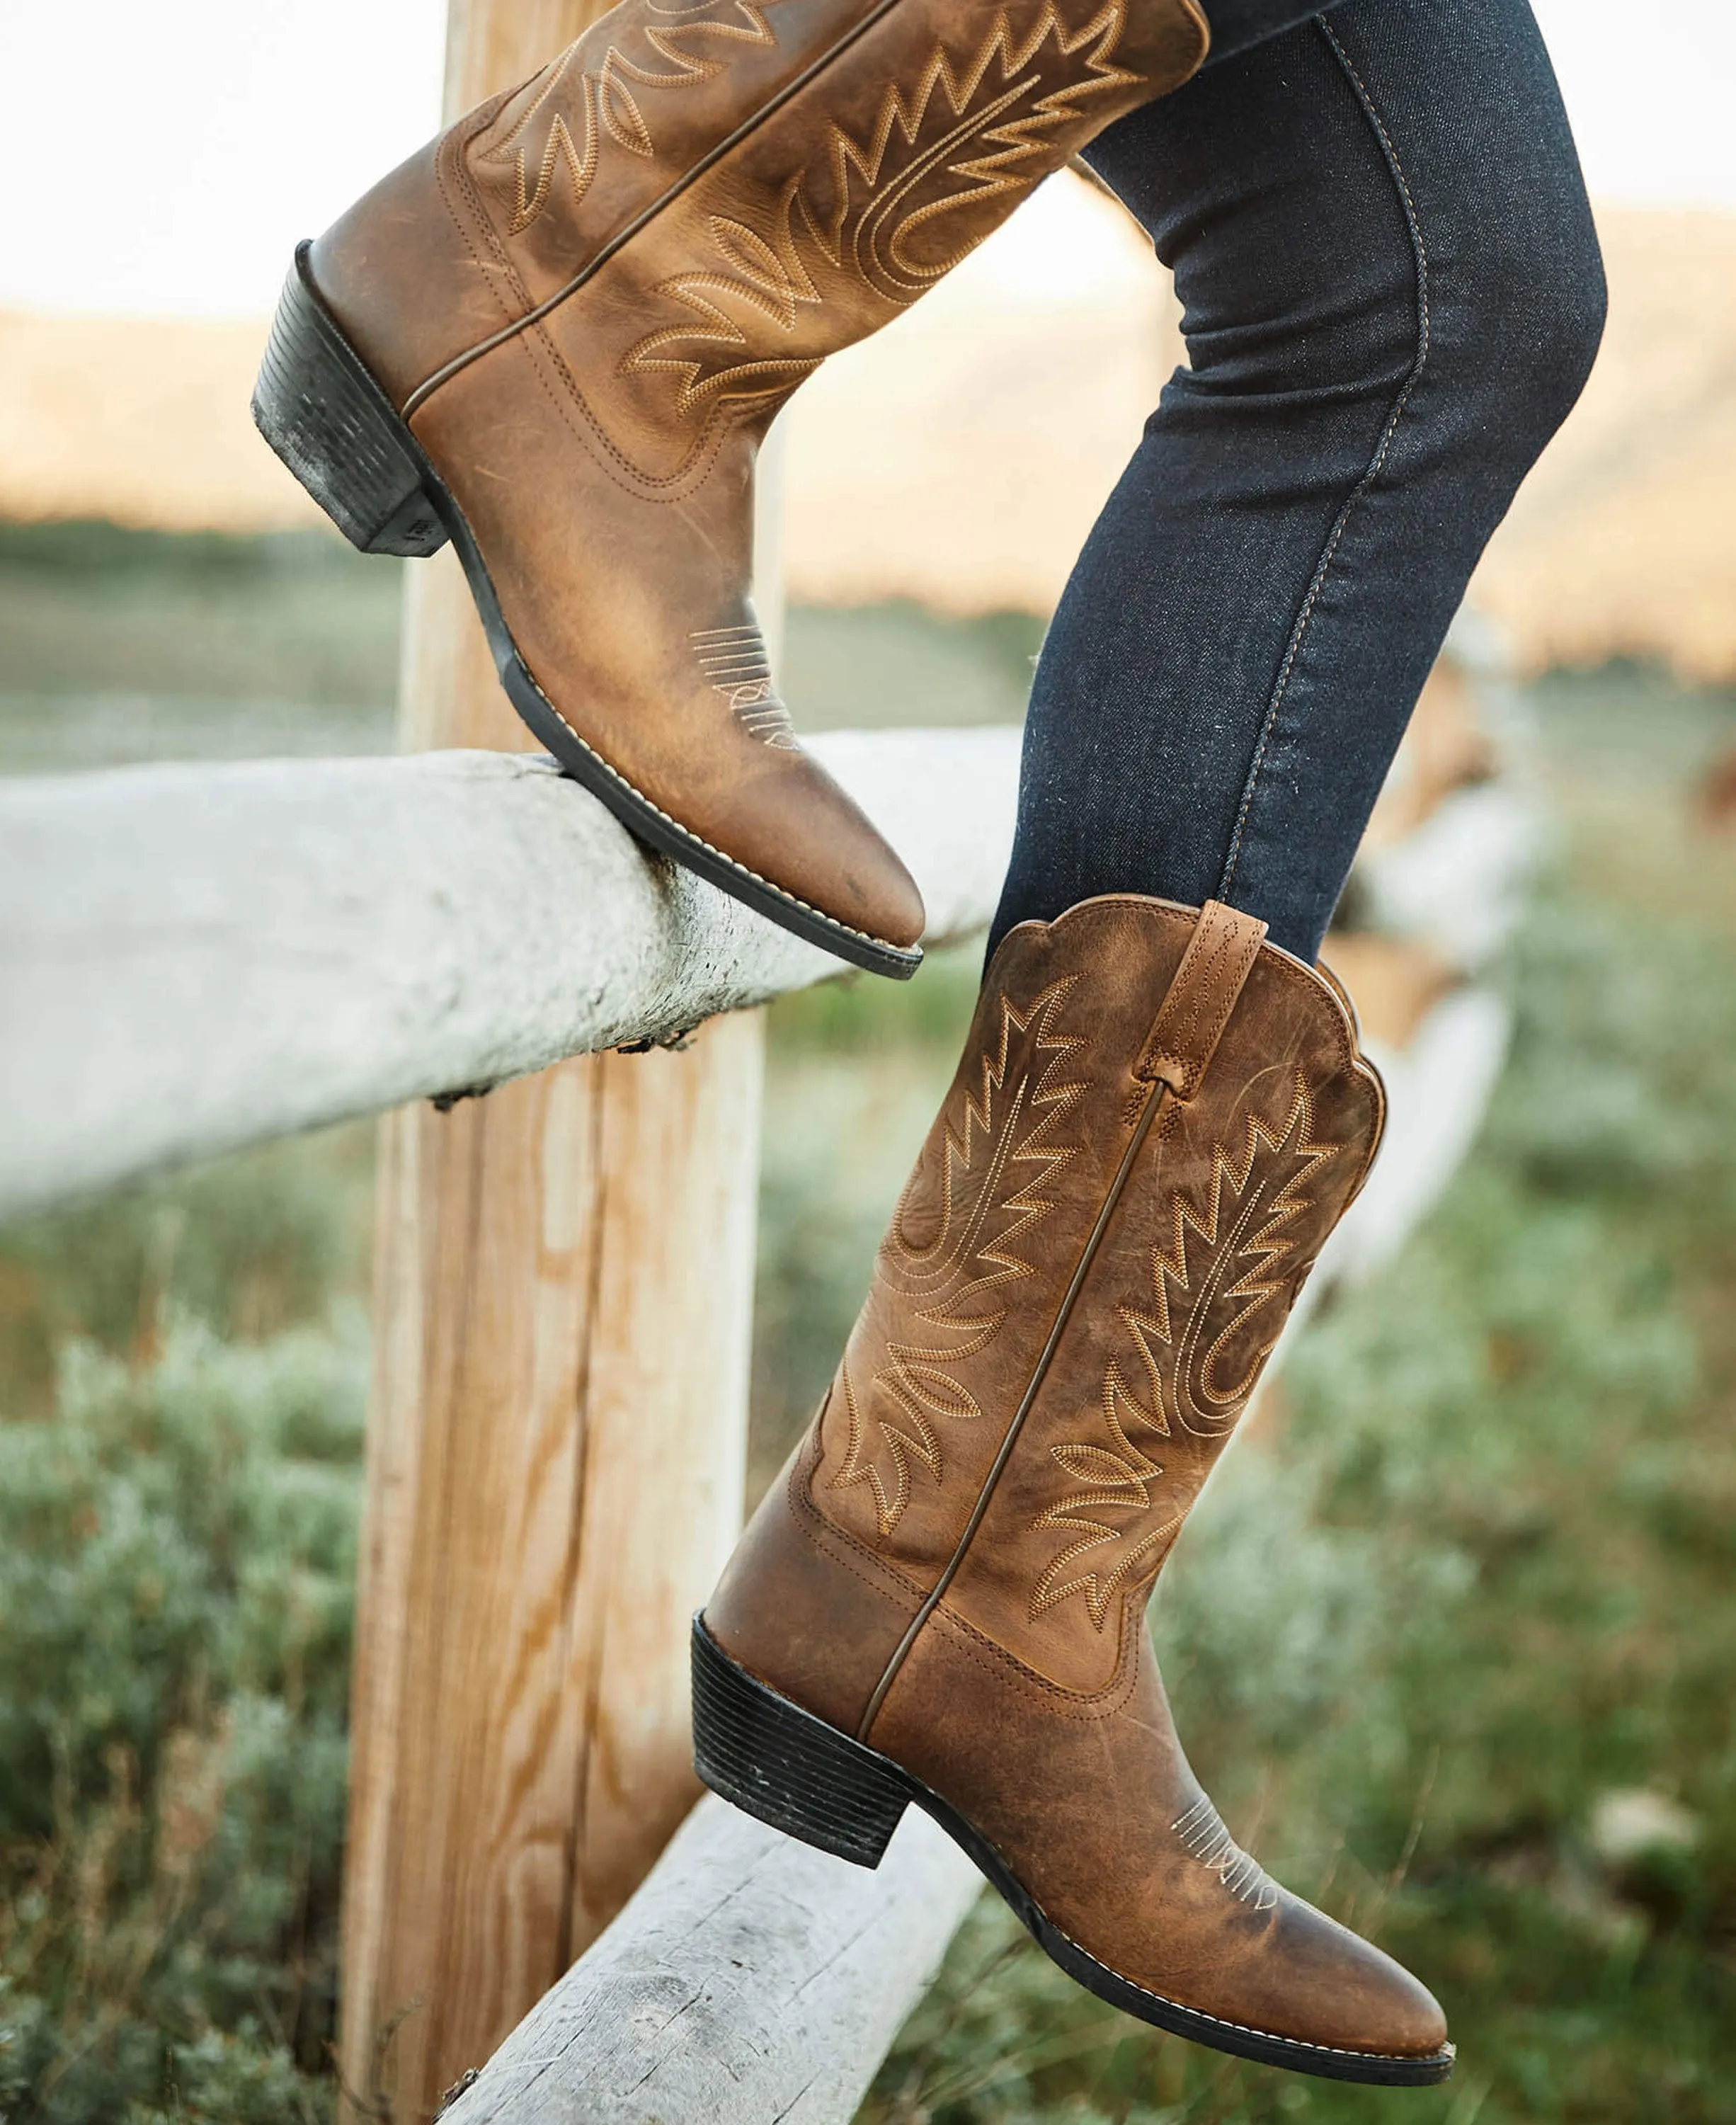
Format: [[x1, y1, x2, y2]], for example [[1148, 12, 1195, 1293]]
[[433, 102, 539, 361], [857, 1080, 1172, 1743], [445, 120, 537, 322], [525, 312, 743, 498], [446, 312, 733, 505], [435, 121, 764, 503], [438, 108, 717, 503]]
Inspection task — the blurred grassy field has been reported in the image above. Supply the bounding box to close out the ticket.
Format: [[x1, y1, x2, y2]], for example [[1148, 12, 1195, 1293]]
[[2, 526, 1735, 2121], [0, 521, 1040, 776]]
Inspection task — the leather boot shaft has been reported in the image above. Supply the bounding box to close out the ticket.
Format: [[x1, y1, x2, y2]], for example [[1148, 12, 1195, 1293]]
[[314, 0, 1212, 418], [712, 894, 1386, 1713]]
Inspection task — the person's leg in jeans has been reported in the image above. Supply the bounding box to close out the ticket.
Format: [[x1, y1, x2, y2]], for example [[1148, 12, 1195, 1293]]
[[990, 0, 1606, 962]]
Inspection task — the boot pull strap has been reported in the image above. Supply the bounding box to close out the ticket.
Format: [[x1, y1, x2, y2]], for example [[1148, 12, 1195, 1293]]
[[1134, 900, 1267, 1102]]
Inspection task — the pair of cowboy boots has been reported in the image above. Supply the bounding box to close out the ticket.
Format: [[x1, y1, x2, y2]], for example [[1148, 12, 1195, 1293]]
[[262, 0, 1451, 2080]]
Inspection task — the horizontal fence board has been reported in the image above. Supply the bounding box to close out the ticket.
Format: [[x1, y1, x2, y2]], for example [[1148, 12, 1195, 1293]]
[[436, 1794, 981, 2125], [0, 728, 1018, 1219]]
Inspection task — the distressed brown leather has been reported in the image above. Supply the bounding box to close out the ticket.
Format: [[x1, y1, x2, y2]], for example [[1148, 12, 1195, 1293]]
[[304, 0, 1209, 957], [707, 894, 1451, 2066]]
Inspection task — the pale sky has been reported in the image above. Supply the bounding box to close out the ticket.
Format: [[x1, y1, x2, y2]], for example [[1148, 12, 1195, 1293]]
[[0, 0, 1731, 317]]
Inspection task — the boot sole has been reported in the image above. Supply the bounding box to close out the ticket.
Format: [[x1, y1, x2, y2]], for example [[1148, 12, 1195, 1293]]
[[692, 1618, 1456, 2088], [251, 244, 923, 984]]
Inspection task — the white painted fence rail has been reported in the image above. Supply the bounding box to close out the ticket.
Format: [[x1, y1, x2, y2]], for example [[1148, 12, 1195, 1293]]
[[436, 1797, 979, 2125], [0, 727, 1020, 1220]]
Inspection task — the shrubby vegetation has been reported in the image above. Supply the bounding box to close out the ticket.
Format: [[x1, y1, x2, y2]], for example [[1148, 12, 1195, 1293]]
[[0, 1323, 361, 2123], [0, 1134, 373, 2121]]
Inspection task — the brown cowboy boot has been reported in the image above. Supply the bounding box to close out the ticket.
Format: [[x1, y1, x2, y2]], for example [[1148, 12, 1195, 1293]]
[[696, 896, 1454, 2083], [251, 0, 1208, 977]]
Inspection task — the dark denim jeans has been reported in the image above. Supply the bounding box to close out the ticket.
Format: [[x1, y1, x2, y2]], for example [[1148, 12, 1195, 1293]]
[[988, 0, 1606, 964]]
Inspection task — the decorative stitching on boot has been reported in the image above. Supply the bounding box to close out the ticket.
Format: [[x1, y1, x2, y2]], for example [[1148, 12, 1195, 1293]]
[[830, 977, 1086, 1536], [521, 673, 919, 954], [404, 0, 910, 414], [1030, 1078, 1337, 1626], [622, 0, 1144, 409], [1171, 1796, 1279, 1912], [691, 621, 800, 748], [477, 4, 783, 235], [908, 1595, 1146, 1720]]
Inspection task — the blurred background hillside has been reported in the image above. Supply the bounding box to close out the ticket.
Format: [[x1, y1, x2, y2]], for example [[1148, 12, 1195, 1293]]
[[6, 188, 1736, 683], [2, 3, 1735, 2121]]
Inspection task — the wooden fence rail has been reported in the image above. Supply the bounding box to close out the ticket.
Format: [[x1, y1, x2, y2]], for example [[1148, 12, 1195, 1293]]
[[0, 726, 1018, 1221], [434, 1797, 979, 2125]]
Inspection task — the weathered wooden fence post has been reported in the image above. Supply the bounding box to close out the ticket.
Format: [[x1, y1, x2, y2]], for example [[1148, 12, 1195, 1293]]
[[336, 8, 767, 2116]]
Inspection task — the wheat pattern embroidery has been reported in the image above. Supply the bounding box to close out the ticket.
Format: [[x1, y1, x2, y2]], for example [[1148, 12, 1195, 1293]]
[[621, 0, 1142, 414], [481, 1, 784, 236], [1030, 1079, 1338, 1626], [830, 978, 1085, 1537]]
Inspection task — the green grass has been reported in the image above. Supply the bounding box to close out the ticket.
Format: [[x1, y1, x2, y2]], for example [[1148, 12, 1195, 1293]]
[[0, 1127, 374, 2122], [781, 603, 1041, 733], [0, 525, 402, 774], [0, 1320, 363, 2123]]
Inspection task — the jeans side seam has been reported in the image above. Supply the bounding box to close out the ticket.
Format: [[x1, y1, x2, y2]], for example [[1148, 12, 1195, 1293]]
[[1216, 15, 1433, 905]]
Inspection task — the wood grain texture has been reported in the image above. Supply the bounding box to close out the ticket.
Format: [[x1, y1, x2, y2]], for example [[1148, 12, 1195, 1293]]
[[340, 8, 756, 2114], [435, 1796, 982, 2125], [442, 0, 592, 128], [341, 1021, 762, 2122]]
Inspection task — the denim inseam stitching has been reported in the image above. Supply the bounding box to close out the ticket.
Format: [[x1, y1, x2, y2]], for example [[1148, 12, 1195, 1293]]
[[1216, 16, 1433, 902]]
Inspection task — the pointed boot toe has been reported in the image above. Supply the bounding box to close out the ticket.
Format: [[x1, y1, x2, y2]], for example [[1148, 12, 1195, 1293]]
[[1256, 1900, 1451, 2065], [699, 896, 1453, 2084], [251, 0, 1209, 973], [691, 743, 927, 954]]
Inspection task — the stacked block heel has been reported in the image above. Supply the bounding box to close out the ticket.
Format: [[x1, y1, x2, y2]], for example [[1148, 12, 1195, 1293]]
[[691, 1618, 915, 1869], [252, 244, 450, 559]]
